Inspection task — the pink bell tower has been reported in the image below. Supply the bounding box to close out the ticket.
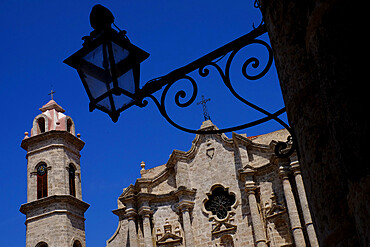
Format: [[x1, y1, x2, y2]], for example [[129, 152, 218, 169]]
[[20, 99, 89, 247]]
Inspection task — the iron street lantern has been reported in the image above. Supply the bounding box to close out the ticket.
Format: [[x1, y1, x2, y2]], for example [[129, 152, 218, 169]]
[[64, 5, 149, 122]]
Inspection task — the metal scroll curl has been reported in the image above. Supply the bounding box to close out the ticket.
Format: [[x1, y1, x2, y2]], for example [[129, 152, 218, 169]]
[[274, 136, 296, 158], [145, 75, 201, 134], [138, 24, 296, 158]]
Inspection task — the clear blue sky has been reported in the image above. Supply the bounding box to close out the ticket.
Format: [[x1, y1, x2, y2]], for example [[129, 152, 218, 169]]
[[0, 1, 287, 246]]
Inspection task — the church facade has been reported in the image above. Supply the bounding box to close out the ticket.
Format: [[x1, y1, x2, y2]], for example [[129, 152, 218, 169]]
[[106, 121, 319, 247], [20, 100, 318, 247]]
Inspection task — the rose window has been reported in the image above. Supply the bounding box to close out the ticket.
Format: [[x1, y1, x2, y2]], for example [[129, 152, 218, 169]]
[[204, 186, 236, 220]]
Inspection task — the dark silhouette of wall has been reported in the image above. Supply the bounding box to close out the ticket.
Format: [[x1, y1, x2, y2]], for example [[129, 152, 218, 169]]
[[260, 0, 368, 246]]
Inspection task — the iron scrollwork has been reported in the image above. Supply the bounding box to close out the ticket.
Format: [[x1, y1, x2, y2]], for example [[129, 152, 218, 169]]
[[136, 24, 296, 158]]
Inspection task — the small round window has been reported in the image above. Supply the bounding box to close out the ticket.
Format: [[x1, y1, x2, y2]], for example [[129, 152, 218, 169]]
[[37, 163, 47, 176], [204, 186, 236, 220]]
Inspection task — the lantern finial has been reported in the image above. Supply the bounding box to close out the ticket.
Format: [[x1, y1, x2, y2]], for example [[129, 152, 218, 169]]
[[89, 4, 115, 31]]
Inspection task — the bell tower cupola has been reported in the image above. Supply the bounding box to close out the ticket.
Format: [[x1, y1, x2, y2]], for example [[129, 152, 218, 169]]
[[20, 99, 89, 247], [31, 99, 75, 136]]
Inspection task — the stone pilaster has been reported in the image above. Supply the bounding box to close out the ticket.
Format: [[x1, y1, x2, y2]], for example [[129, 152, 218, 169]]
[[278, 162, 306, 247], [178, 201, 194, 247], [125, 207, 139, 247], [139, 205, 153, 247], [243, 169, 268, 247], [291, 161, 319, 247]]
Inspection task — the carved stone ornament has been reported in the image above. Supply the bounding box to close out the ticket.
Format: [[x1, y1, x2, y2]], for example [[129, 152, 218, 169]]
[[211, 219, 237, 237], [156, 220, 183, 246], [206, 147, 215, 159], [264, 194, 286, 218], [156, 232, 183, 246]]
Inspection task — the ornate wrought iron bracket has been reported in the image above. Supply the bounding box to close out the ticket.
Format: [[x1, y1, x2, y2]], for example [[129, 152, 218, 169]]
[[134, 24, 296, 158]]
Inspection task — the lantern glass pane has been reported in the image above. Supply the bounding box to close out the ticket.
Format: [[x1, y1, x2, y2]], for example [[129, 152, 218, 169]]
[[111, 42, 130, 65], [83, 44, 110, 71], [117, 69, 135, 94], [82, 72, 111, 99], [113, 94, 134, 110], [96, 97, 112, 111]]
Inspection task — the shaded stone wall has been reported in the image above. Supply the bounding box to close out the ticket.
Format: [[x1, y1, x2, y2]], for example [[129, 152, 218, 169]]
[[260, 0, 368, 245]]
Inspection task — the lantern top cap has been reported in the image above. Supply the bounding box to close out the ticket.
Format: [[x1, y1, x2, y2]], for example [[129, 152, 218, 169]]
[[90, 4, 115, 31]]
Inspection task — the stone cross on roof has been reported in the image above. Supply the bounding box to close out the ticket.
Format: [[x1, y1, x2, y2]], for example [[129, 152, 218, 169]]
[[48, 90, 56, 100], [197, 95, 211, 121]]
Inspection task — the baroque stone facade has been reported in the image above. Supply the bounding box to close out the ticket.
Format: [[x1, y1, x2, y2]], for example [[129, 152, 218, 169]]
[[106, 120, 318, 247], [20, 100, 89, 247]]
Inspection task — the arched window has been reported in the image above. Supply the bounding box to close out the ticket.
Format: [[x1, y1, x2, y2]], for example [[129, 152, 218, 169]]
[[37, 117, 45, 133], [37, 163, 48, 199], [35, 241, 48, 247], [73, 240, 82, 247], [69, 164, 76, 197], [67, 119, 73, 133]]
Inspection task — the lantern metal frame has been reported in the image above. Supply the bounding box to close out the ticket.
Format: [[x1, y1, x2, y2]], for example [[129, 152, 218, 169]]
[[64, 28, 149, 122]]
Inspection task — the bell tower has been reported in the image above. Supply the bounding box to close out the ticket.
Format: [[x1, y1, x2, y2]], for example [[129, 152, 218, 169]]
[[20, 99, 89, 247]]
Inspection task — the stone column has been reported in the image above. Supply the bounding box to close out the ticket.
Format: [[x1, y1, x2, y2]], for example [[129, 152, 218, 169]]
[[279, 164, 306, 247], [242, 169, 268, 247], [291, 161, 319, 247], [139, 205, 153, 247], [125, 207, 139, 247], [178, 201, 194, 247]]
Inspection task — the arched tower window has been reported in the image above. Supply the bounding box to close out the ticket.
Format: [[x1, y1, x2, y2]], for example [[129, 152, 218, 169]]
[[36, 163, 48, 199], [73, 240, 82, 247], [67, 119, 73, 133], [35, 242, 48, 247], [37, 117, 45, 133], [69, 164, 76, 197]]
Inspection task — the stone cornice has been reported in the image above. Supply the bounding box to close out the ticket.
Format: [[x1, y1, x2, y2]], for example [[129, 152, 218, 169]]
[[166, 129, 234, 167], [278, 165, 291, 180], [232, 132, 275, 151], [177, 199, 195, 212], [19, 195, 90, 215], [112, 207, 126, 217], [238, 162, 280, 180], [119, 184, 136, 199], [21, 130, 85, 152], [238, 165, 257, 179], [119, 186, 196, 206], [24, 209, 86, 224], [25, 143, 82, 158], [135, 167, 171, 189], [138, 205, 152, 216], [290, 160, 301, 175]]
